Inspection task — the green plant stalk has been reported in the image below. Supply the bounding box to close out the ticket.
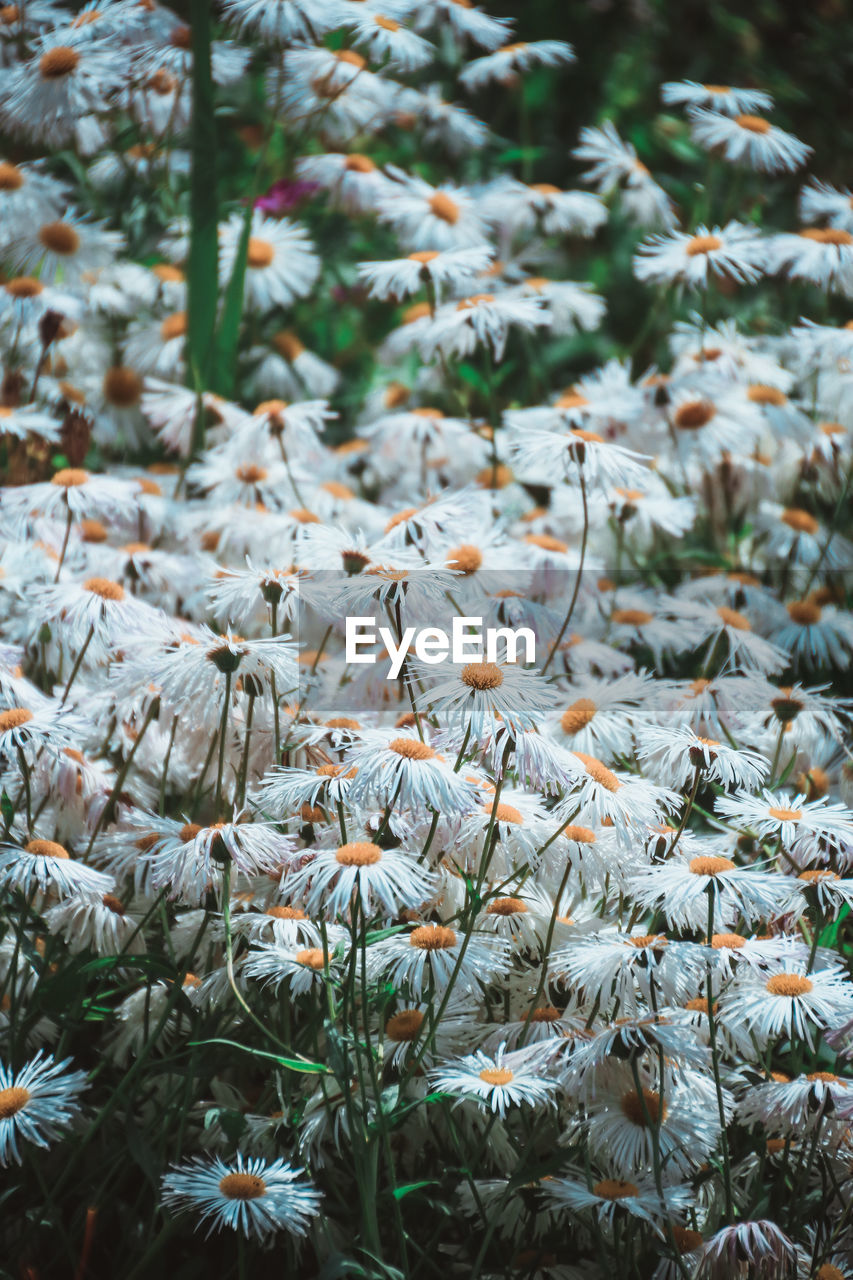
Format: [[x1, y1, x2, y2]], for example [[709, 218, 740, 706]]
[[187, 0, 219, 454]]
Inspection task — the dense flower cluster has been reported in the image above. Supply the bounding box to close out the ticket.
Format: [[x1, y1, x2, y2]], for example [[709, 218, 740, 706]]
[[1, 1, 853, 1278]]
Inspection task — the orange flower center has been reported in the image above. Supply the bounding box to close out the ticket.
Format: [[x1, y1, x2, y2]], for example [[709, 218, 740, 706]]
[[385, 1009, 424, 1041], [335, 842, 382, 867], [689, 855, 735, 876], [460, 662, 503, 690], [389, 737, 435, 760], [246, 238, 275, 269], [84, 577, 125, 601], [735, 114, 771, 133], [410, 925, 456, 951], [0, 1086, 30, 1119], [429, 192, 460, 224], [218, 1173, 266, 1200], [25, 839, 69, 860], [766, 973, 813, 997], [479, 1067, 514, 1085], [39, 46, 80, 78], [560, 697, 597, 735], [38, 221, 80, 255]]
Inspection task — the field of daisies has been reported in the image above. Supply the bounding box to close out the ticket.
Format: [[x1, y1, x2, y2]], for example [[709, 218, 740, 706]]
[[3, 0, 853, 1277]]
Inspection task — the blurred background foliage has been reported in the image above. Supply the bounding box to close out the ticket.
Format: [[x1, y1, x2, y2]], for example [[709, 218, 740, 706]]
[[46, 0, 853, 438]]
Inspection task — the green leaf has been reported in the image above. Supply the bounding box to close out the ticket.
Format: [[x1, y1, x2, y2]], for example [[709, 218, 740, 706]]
[[818, 904, 849, 949], [190, 1037, 329, 1074], [212, 196, 254, 398], [391, 1180, 440, 1201]]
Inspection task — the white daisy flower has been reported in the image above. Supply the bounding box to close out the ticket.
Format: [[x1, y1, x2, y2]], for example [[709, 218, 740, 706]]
[[1, 467, 139, 536], [123, 310, 188, 378], [637, 724, 769, 791], [715, 789, 853, 853], [44, 890, 142, 956], [767, 227, 853, 294], [243, 928, 350, 994], [543, 1170, 691, 1229], [282, 839, 436, 921], [274, 48, 392, 145], [626, 853, 796, 931], [368, 921, 511, 997], [254, 762, 356, 819], [799, 178, 853, 233], [634, 222, 767, 288], [545, 671, 653, 762], [0, 32, 125, 146], [0, 159, 67, 248], [583, 1071, 726, 1177], [377, 171, 489, 251], [698, 1222, 796, 1280], [411, 0, 511, 50], [221, 0, 342, 42], [357, 245, 494, 302], [772, 598, 853, 670], [556, 753, 675, 836], [342, 11, 434, 72], [218, 211, 319, 312], [689, 108, 812, 174], [719, 961, 853, 1051], [736, 1070, 853, 1133], [147, 820, 295, 898], [380, 994, 476, 1069], [485, 179, 607, 238], [420, 289, 550, 361], [161, 1153, 321, 1240], [459, 40, 575, 92], [661, 80, 772, 116], [10, 213, 122, 287], [429, 1043, 557, 1117], [0, 1052, 87, 1166], [551, 930, 698, 1014], [30, 575, 156, 663], [342, 729, 479, 814], [0, 698, 78, 760], [295, 151, 394, 214], [247, 328, 340, 400], [0, 837, 112, 899], [416, 658, 552, 741]]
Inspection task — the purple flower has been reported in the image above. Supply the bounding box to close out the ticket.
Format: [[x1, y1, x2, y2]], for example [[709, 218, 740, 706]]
[[255, 179, 319, 215]]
